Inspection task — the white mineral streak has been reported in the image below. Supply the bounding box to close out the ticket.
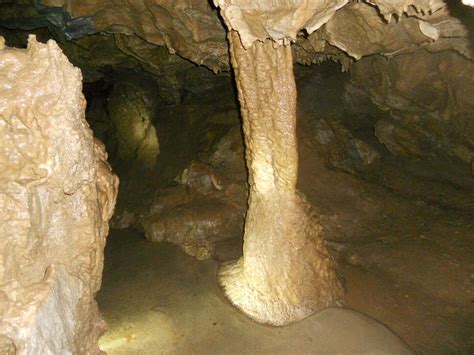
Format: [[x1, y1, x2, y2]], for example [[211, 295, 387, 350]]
[[0, 35, 118, 354]]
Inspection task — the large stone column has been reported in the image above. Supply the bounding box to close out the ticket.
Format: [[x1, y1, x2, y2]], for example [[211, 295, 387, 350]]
[[0, 36, 118, 353], [217, 29, 343, 325]]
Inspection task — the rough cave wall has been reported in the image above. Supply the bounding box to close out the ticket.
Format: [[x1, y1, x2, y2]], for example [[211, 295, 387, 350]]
[[305, 1, 474, 169], [0, 36, 118, 353], [1, 0, 468, 169], [348, 51, 474, 166], [107, 79, 160, 170]]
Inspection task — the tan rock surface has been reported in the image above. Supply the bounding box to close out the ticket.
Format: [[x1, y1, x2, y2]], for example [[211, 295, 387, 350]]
[[213, 0, 348, 48], [215, 30, 343, 326], [0, 36, 118, 353]]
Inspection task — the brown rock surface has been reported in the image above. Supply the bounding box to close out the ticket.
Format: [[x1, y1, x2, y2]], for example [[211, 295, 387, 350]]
[[3, 0, 464, 71], [348, 50, 474, 164], [0, 36, 118, 353], [140, 138, 247, 259], [41, 0, 229, 72]]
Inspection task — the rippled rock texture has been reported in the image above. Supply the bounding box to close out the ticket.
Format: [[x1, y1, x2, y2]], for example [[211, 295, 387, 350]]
[[214, 27, 343, 325], [347, 50, 474, 165], [0, 36, 118, 353]]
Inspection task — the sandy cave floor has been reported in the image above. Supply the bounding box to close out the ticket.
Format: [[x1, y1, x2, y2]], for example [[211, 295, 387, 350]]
[[97, 229, 411, 354]]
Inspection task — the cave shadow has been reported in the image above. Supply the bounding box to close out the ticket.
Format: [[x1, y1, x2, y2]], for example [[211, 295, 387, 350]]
[[446, 0, 474, 50]]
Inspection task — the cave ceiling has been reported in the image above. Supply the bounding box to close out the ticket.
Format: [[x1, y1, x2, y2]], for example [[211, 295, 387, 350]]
[[0, 0, 471, 73]]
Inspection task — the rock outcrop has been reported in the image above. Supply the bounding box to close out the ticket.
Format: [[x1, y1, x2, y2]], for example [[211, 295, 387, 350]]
[[3, 0, 471, 71], [348, 50, 474, 165], [40, 0, 229, 72], [0, 36, 118, 353], [141, 126, 247, 260]]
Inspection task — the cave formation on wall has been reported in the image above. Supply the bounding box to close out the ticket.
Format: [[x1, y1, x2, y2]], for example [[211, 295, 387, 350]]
[[0, 36, 118, 353]]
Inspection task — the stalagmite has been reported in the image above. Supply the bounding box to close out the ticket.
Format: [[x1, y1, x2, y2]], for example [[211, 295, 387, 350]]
[[216, 28, 343, 325], [0, 36, 118, 353]]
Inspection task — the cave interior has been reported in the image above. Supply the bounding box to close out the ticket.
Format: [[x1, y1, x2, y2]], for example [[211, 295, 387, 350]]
[[0, 0, 473, 354]]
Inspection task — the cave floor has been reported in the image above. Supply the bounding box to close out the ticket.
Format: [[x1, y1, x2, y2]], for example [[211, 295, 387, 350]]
[[97, 229, 411, 354]]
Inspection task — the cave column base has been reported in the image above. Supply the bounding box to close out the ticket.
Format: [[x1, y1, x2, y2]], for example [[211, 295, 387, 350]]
[[218, 190, 343, 326]]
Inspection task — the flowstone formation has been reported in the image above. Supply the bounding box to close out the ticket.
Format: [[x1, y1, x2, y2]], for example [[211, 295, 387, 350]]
[[213, 0, 346, 325], [0, 36, 118, 353]]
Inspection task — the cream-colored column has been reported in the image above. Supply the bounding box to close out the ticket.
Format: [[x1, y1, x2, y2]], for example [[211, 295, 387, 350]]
[[218, 31, 343, 326]]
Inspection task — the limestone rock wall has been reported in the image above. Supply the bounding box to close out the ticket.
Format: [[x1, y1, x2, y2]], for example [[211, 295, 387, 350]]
[[0, 36, 118, 353], [291, 1, 473, 169], [347, 50, 474, 165], [40, 0, 229, 72], [107, 79, 160, 170], [295, 1, 472, 68]]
